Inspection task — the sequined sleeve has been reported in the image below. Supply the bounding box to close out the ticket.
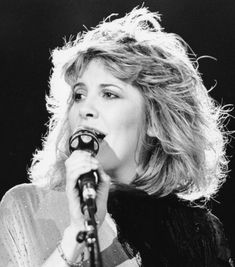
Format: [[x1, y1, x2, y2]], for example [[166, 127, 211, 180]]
[[0, 184, 143, 267], [0, 187, 27, 267], [0, 185, 46, 267]]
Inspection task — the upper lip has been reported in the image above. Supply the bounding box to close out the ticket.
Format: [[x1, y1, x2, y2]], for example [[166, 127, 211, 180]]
[[76, 126, 107, 140]]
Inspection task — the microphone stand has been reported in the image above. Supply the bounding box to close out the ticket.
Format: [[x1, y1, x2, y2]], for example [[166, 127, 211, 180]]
[[69, 129, 104, 266], [76, 192, 103, 267]]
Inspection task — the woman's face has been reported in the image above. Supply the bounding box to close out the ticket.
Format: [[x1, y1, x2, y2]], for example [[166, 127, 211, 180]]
[[68, 59, 145, 184]]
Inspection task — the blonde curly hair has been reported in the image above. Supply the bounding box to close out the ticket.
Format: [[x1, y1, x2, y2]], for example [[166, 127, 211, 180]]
[[28, 7, 230, 201]]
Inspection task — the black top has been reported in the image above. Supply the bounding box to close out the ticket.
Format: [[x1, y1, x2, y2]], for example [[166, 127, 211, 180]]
[[108, 184, 233, 267]]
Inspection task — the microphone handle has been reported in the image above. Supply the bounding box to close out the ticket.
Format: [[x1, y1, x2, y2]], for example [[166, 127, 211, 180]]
[[77, 170, 99, 214]]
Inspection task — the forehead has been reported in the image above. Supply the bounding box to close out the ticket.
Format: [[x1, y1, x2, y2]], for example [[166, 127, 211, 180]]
[[76, 59, 126, 84], [78, 59, 111, 76]]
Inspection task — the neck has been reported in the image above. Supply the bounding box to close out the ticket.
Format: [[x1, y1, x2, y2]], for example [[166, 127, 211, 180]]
[[106, 163, 137, 185]]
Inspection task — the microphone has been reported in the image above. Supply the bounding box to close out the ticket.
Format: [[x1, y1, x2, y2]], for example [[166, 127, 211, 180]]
[[69, 128, 101, 214], [69, 128, 104, 266]]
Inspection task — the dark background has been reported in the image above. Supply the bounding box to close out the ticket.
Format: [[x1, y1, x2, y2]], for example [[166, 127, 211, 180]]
[[1, 0, 234, 255]]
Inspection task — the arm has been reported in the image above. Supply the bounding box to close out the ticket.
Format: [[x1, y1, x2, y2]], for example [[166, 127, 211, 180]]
[[41, 225, 86, 267], [41, 150, 110, 266]]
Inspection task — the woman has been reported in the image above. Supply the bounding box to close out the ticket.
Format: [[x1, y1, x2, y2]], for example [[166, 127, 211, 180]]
[[0, 7, 233, 267]]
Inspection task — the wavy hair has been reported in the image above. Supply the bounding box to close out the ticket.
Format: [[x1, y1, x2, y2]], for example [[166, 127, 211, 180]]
[[28, 7, 230, 200]]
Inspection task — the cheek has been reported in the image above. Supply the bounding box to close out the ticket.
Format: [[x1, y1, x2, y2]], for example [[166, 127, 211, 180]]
[[68, 106, 78, 131], [123, 102, 144, 130], [109, 103, 144, 144]]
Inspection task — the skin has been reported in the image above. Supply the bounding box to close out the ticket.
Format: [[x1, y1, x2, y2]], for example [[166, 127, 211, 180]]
[[68, 59, 146, 184], [43, 59, 152, 265], [65, 59, 147, 228]]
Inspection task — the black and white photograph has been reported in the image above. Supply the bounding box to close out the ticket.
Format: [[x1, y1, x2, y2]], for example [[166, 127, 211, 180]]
[[1, 0, 234, 266]]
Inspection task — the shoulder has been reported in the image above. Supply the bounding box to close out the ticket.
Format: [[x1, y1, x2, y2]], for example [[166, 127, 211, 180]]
[[108, 184, 207, 224], [0, 183, 46, 210], [0, 184, 47, 227], [0, 183, 66, 222], [0, 183, 67, 215], [159, 196, 233, 266], [108, 186, 211, 235], [1, 183, 41, 198], [108, 185, 233, 266]]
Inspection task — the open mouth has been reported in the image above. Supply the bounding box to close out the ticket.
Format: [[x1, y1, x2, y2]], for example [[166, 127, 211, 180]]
[[93, 130, 106, 142], [77, 126, 106, 142], [90, 130, 106, 144]]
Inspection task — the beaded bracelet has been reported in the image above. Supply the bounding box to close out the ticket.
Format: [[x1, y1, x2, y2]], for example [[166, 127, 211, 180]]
[[57, 242, 85, 267]]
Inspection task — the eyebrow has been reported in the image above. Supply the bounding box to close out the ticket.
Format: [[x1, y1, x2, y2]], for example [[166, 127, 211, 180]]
[[73, 82, 124, 91], [72, 82, 85, 90]]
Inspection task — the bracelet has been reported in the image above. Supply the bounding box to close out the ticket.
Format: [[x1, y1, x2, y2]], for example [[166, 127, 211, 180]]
[[57, 242, 85, 267]]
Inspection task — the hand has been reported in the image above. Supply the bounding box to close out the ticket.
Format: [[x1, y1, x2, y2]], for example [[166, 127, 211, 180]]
[[65, 150, 110, 230]]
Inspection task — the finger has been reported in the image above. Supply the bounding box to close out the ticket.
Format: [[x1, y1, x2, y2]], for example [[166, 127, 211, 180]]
[[65, 151, 91, 166], [66, 163, 99, 183], [65, 153, 97, 174], [96, 166, 110, 202]]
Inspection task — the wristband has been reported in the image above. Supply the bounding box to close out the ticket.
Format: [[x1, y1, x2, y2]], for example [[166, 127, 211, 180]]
[[57, 242, 85, 267]]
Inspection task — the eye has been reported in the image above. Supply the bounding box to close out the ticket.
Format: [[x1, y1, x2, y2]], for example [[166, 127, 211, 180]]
[[102, 90, 119, 99], [73, 92, 86, 102]]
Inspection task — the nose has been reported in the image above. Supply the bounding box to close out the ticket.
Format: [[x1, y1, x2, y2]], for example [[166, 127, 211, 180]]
[[79, 98, 99, 119]]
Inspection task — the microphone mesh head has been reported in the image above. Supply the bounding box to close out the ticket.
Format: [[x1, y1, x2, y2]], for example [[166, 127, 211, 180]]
[[81, 135, 92, 143], [69, 129, 99, 156]]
